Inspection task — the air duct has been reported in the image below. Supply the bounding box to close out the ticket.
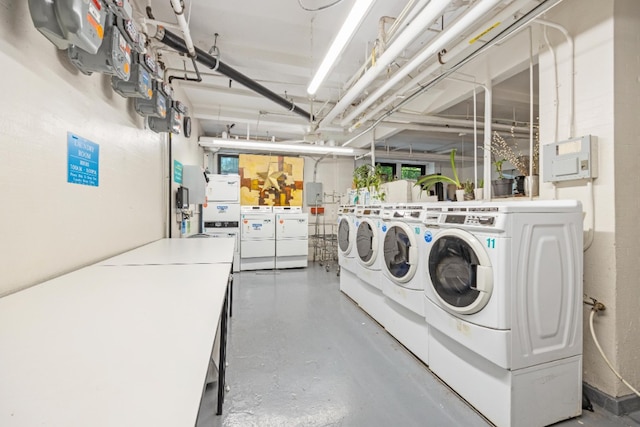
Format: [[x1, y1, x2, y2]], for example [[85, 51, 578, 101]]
[[155, 28, 314, 122]]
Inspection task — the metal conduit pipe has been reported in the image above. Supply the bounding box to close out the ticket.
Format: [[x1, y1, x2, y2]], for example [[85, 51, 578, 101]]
[[169, 0, 196, 57], [340, 0, 565, 148], [340, 0, 503, 127], [155, 28, 315, 122], [348, 0, 533, 129], [319, 0, 452, 128]]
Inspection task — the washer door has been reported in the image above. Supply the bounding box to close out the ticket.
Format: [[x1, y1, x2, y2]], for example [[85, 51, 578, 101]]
[[338, 216, 354, 255], [428, 228, 493, 314], [356, 218, 378, 266], [382, 222, 418, 285]]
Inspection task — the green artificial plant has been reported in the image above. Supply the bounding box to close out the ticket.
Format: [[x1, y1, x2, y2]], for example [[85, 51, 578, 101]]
[[414, 149, 462, 193]]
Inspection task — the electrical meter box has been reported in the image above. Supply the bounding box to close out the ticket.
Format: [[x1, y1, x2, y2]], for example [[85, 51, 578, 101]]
[[117, 17, 144, 53], [305, 182, 324, 205], [104, 0, 133, 20], [68, 13, 132, 81], [182, 165, 207, 205], [148, 107, 182, 134], [542, 135, 598, 182], [134, 80, 167, 118], [29, 0, 106, 53], [112, 53, 153, 99]]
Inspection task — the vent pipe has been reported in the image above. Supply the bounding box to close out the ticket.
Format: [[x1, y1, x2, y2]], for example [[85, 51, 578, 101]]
[[155, 28, 314, 122]]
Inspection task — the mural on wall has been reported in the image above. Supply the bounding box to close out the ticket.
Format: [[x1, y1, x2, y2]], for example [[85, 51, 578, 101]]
[[239, 154, 304, 206]]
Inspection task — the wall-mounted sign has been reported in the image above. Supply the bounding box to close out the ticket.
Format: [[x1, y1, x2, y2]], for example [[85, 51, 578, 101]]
[[67, 132, 99, 187], [174, 159, 183, 184]]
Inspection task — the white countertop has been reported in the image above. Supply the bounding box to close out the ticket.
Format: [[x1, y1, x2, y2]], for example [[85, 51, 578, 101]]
[[96, 237, 236, 266], [0, 263, 230, 426]]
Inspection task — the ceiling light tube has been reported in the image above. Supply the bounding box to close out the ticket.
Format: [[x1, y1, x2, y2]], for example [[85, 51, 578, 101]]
[[307, 0, 375, 96], [199, 137, 358, 156], [340, 0, 502, 127]]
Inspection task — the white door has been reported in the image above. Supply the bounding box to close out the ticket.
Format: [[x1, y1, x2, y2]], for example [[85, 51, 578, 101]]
[[276, 214, 308, 239], [206, 174, 240, 202], [382, 222, 418, 285], [241, 214, 275, 240]]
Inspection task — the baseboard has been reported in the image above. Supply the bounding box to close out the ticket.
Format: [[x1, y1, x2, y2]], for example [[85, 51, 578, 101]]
[[583, 382, 640, 415]]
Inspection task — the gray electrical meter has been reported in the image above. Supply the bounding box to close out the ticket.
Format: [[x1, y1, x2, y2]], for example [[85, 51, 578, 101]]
[[148, 107, 182, 134], [28, 0, 107, 54], [111, 52, 153, 99], [103, 0, 133, 20], [134, 80, 167, 118], [68, 13, 132, 81], [117, 17, 144, 53]]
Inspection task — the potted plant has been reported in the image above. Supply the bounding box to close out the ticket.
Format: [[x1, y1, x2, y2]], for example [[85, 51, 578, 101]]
[[415, 149, 465, 201], [491, 158, 513, 197], [488, 131, 539, 197], [462, 179, 475, 200], [353, 164, 386, 204]]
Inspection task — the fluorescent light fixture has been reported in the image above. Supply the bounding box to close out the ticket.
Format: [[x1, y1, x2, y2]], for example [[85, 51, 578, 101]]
[[199, 137, 358, 156], [307, 0, 375, 95]]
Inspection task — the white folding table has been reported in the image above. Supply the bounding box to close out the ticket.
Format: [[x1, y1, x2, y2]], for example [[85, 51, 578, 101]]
[[0, 263, 230, 426]]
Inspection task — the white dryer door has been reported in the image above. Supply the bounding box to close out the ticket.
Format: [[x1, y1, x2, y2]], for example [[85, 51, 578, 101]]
[[382, 222, 418, 285], [356, 218, 379, 267], [241, 214, 275, 239], [337, 217, 354, 255], [276, 214, 308, 239], [428, 228, 493, 315]]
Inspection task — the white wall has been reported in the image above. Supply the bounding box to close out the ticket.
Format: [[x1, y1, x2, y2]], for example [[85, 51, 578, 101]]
[[539, 0, 640, 398], [0, 2, 182, 295]]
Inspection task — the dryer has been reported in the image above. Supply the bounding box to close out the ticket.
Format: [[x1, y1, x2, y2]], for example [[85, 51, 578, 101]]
[[423, 200, 583, 427], [351, 205, 389, 326], [203, 174, 241, 272], [337, 205, 358, 299], [274, 206, 308, 269], [240, 206, 275, 271], [379, 204, 430, 364]]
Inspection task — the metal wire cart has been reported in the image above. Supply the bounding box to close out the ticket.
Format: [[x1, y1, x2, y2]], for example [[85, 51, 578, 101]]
[[310, 191, 341, 275]]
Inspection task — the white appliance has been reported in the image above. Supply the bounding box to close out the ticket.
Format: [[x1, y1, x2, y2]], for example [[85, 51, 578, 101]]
[[351, 205, 389, 325], [203, 174, 241, 272], [240, 206, 275, 271], [337, 205, 358, 299], [274, 206, 308, 269], [423, 200, 583, 427], [205, 173, 240, 202], [379, 204, 430, 364]]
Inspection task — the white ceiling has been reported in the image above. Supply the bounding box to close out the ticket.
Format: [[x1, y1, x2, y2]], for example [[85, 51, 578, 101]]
[[136, 0, 551, 160]]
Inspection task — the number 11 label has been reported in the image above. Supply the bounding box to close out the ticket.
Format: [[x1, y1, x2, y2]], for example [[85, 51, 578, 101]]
[[486, 238, 496, 249]]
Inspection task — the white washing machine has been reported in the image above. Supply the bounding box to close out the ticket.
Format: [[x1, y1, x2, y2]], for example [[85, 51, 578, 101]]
[[203, 174, 241, 272], [274, 206, 308, 269], [423, 200, 583, 427], [337, 205, 358, 299], [240, 205, 275, 271], [379, 204, 430, 364], [350, 205, 389, 326]]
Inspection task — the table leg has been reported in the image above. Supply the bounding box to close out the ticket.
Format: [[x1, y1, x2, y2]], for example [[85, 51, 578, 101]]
[[216, 284, 229, 415]]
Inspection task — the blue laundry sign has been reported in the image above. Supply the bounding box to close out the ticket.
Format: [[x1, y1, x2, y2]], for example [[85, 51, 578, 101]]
[[424, 231, 433, 243], [174, 160, 183, 184], [67, 132, 99, 187]]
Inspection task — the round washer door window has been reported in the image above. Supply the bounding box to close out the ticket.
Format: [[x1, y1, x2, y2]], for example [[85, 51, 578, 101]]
[[356, 219, 378, 266], [382, 222, 418, 284], [428, 228, 493, 314], [338, 217, 353, 254]]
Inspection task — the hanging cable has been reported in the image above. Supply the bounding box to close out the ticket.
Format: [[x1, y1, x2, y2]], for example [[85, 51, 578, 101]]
[[588, 303, 640, 398], [298, 0, 344, 12]]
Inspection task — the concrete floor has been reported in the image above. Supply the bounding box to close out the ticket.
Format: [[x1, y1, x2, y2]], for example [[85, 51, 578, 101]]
[[197, 263, 639, 427]]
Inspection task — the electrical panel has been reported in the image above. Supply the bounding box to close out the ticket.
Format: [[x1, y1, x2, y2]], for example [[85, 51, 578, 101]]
[[28, 0, 107, 53], [182, 165, 207, 205], [134, 80, 167, 118], [112, 52, 153, 99], [542, 135, 598, 182], [148, 107, 182, 134], [68, 13, 132, 81], [305, 182, 324, 205]]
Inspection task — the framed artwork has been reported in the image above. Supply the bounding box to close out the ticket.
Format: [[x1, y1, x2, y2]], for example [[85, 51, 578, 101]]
[[238, 154, 304, 206]]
